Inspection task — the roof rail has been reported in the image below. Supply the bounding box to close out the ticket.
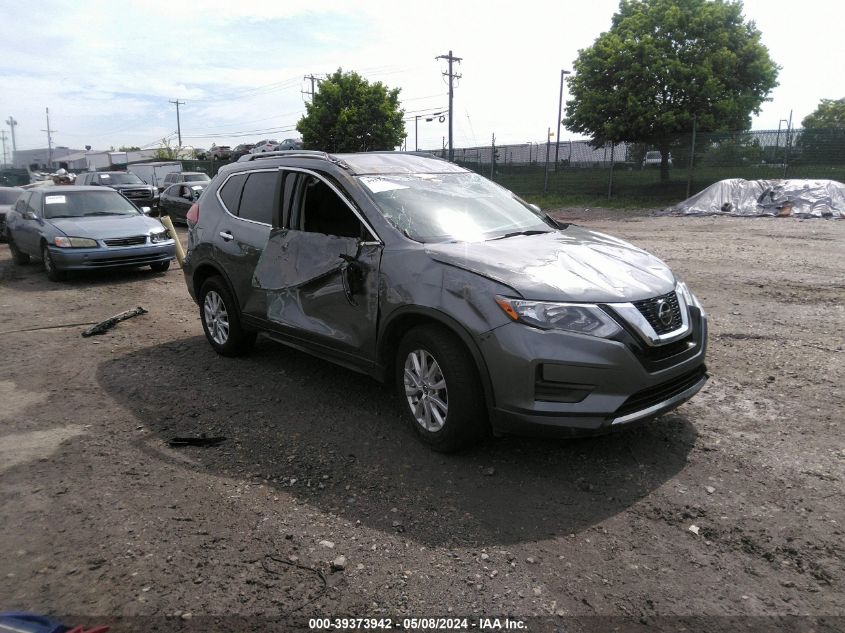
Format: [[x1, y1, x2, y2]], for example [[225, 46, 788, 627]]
[[237, 150, 328, 162]]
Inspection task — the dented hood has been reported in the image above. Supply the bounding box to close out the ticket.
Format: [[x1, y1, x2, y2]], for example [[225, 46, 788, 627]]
[[49, 214, 163, 239], [424, 226, 676, 302]]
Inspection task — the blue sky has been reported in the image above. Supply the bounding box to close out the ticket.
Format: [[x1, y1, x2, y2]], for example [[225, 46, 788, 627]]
[[0, 0, 843, 156]]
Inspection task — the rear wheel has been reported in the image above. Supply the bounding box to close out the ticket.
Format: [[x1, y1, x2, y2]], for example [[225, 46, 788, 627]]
[[41, 244, 65, 282], [150, 260, 171, 273], [199, 276, 256, 356], [396, 324, 487, 452], [8, 236, 30, 264]]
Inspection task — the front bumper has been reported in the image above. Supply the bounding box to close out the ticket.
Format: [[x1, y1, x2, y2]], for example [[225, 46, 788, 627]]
[[479, 310, 708, 437], [48, 241, 175, 270]]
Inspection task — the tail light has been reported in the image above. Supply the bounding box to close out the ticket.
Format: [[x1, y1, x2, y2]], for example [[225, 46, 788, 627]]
[[186, 203, 199, 225]]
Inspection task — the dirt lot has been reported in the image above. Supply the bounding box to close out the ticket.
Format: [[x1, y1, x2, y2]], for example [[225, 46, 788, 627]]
[[1, 213, 843, 632]]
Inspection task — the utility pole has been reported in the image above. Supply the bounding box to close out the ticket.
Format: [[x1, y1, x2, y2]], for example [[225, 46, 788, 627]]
[[6, 116, 18, 165], [169, 99, 185, 149], [303, 74, 322, 102], [554, 69, 571, 170], [1, 130, 8, 167], [436, 50, 462, 162], [41, 108, 55, 167]]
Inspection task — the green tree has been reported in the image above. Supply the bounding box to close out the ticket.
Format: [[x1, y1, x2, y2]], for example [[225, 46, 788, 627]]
[[565, 0, 779, 181], [119, 145, 141, 152], [153, 137, 178, 160], [296, 69, 405, 152], [798, 98, 845, 164]]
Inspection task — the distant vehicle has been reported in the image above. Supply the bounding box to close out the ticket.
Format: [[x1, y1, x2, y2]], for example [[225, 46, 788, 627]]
[[277, 138, 303, 150], [194, 148, 208, 160], [642, 151, 672, 168], [231, 144, 256, 160], [209, 145, 232, 160], [159, 182, 206, 224], [5, 186, 175, 281], [75, 171, 158, 210], [128, 161, 182, 192], [160, 171, 210, 193], [251, 139, 280, 153], [0, 186, 23, 241]]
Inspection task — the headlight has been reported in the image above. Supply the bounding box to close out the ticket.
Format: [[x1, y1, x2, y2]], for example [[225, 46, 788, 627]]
[[54, 236, 98, 248], [495, 295, 621, 338], [676, 281, 704, 315], [150, 229, 170, 243]]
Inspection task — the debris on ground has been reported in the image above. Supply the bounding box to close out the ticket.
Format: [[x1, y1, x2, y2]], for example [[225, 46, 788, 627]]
[[168, 436, 226, 447], [81, 306, 148, 337]]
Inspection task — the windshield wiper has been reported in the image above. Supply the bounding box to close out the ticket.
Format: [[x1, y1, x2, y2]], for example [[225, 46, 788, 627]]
[[87, 211, 128, 216], [488, 230, 550, 241]]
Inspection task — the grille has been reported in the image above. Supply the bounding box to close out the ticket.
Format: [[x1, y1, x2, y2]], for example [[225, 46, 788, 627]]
[[86, 253, 165, 267], [122, 188, 149, 198], [632, 291, 683, 335], [104, 235, 147, 247], [615, 366, 707, 417]]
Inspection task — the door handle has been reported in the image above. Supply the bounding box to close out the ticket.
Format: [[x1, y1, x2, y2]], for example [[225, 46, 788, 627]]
[[219, 230, 234, 242]]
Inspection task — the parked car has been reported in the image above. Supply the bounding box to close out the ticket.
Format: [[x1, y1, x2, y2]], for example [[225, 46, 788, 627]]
[[75, 171, 158, 211], [250, 139, 279, 153], [277, 138, 303, 150], [643, 150, 672, 168], [231, 144, 256, 160], [194, 148, 208, 160], [160, 171, 210, 193], [127, 161, 182, 193], [182, 152, 707, 451], [5, 186, 175, 281], [209, 145, 232, 160], [159, 182, 206, 224], [0, 186, 23, 242]]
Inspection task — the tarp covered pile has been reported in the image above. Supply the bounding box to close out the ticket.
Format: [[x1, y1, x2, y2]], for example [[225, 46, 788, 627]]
[[666, 179, 845, 218]]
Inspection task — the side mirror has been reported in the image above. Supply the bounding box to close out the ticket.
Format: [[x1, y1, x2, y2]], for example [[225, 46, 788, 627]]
[[23, 211, 37, 220], [141, 206, 152, 215]]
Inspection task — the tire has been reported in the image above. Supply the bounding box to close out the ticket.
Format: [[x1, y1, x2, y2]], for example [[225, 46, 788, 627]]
[[150, 260, 171, 273], [198, 275, 256, 356], [8, 235, 30, 264], [41, 243, 65, 281], [396, 324, 487, 452]]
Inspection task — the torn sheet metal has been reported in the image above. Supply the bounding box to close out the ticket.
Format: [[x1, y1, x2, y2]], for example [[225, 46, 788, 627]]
[[667, 179, 845, 218]]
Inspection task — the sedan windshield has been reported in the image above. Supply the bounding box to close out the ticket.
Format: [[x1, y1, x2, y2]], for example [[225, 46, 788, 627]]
[[184, 174, 210, 182], [99, 173, 143, 185], [42, 191, 141, 219], [358, 173, 554, 243]]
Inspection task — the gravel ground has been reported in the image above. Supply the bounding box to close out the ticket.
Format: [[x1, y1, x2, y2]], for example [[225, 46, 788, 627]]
[[0, 213, 843, 632]]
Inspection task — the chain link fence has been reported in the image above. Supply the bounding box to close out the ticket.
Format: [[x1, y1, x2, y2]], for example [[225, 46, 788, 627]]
[[424, 128, 845, 204]]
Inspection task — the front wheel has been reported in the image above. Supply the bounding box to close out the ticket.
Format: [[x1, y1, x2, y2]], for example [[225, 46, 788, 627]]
[[199, 276, 256, 356], [396, 324, 487, 452], [42, 244, 65, 281]]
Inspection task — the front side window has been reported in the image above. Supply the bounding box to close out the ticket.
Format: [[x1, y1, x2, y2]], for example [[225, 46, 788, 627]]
[[358, 172, 552, 243], [291, 175, 362, 239], [42, 191, 140, 219]]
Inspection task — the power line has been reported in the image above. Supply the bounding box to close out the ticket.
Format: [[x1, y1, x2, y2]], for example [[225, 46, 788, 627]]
[[435, 50, 462, 162], [40, 108, 55, 165], [302, 74, 323, 102], [5, 115, 17, 157]]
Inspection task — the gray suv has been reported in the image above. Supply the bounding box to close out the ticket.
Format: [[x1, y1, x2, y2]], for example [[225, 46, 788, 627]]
[[182, 151, 707, 451]]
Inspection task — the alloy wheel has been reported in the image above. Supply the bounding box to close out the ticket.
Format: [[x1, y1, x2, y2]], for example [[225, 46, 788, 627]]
[[203, 290, 230, 345], [404, 349, 449, 432]]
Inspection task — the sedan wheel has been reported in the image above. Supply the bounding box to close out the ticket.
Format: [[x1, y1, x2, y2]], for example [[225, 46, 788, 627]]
[[42, 244, 65, 281]]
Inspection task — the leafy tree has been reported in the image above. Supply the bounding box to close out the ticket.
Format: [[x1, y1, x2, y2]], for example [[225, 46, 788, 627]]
[[798, 98, 845, 164], [296, 69, 405, 152], [153, 137, 178, 160], [119, 145, 141, 152], [565, 0, 779, 181]]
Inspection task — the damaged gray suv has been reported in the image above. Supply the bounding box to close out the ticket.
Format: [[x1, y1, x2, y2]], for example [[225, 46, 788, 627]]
[[182, 151, 707, 451]]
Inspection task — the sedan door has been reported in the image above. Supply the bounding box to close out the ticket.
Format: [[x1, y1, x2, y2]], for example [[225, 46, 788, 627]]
[[15, 191, 45, 255]]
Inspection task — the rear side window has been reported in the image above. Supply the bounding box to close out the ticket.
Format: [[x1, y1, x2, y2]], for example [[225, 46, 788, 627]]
[[219, 173, 247, 216], [238, 171, 277, 225]]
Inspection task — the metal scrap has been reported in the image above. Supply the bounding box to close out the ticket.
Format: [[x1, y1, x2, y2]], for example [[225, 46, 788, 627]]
[[81, 306, 148, 337]]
